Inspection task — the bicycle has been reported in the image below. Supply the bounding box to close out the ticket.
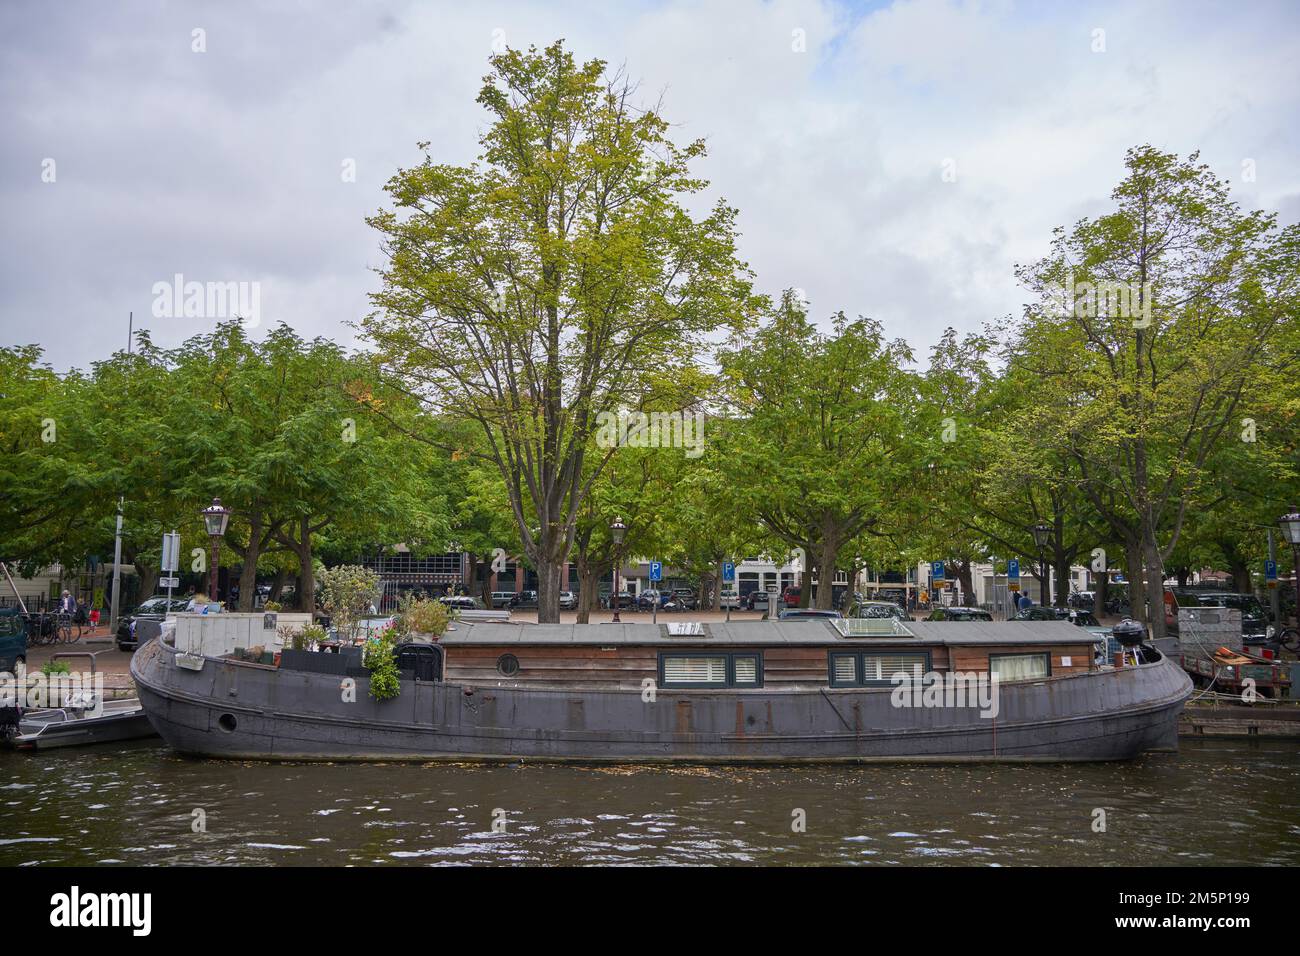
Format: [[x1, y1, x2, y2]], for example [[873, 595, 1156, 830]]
[[55, 612, 81, 643], [1280, 626, 1300, 654]]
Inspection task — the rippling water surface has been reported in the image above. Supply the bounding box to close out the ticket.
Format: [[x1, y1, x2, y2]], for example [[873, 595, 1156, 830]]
[[1, 740, 1297, 865]]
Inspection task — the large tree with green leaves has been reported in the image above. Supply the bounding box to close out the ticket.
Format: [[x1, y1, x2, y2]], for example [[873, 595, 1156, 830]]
[[1015, 146, 1300, 637], [715, 291, 934, 609], [363, 41, 755, 621]]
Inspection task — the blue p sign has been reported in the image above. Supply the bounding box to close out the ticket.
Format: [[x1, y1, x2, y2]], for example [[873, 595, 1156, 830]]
[[931, 561, 945, 581], [722, 562, 735, 582], [649, 561, 662, 582]]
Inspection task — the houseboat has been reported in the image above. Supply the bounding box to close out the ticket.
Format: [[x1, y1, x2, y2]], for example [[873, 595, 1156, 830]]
[[131, 617, 1192, 762]]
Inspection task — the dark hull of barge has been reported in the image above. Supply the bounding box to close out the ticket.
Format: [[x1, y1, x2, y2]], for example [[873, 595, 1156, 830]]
[[131, 638, 1192, 763]]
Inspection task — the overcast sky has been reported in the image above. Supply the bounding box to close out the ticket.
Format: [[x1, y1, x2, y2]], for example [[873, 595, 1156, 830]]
[[2, 0, 1297, 372]]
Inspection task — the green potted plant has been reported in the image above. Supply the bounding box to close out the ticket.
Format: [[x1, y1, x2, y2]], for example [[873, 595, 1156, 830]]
[[398, 595, 452, 642]]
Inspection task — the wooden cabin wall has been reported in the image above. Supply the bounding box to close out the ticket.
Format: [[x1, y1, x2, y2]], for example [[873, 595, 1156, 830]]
[[444, 643, 1002, 687], [948, 644, 1094, 676], [443, 643, 1091, 686], [446, 645, 658, 689]]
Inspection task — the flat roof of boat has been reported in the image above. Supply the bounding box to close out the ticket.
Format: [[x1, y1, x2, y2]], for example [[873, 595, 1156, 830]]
[[440, 620, 1095, 646]]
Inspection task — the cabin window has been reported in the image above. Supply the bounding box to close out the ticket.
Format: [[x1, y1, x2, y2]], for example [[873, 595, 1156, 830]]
[[829, 651, 929, 688], [659, 652, 763, 689], [496, 653, 520, 677], [989, 652, 1050, 682], [732, 654, 760, 686]]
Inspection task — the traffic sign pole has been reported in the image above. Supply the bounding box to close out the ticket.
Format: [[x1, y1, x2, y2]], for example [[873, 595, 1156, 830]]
[[649, 560, 662, 625]]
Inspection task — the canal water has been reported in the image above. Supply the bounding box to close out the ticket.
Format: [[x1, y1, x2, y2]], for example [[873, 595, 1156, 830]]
[[2, 740, 1297, 866]]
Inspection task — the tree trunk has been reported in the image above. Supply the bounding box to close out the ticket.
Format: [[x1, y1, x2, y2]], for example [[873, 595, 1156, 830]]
[[1125, 546, 1145, 625], [479, 556, 493, 607], [294, 517, 314, 616], [1228, 560, 1250, 595], [269, 567, 288, 604], [1143, 534, 1167, 641], [1053, 554, 1070, 607], [956, 560, 974, 607], [233, 513, 265, 612], [536, 559, 563, 623], [576, 558, 598, 624], [1094, 566, 1109, 619], [809, 528, 838, 610], [134, 560, 160, 603]]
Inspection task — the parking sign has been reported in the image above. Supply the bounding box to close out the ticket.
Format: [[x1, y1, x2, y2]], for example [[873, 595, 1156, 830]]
[[649, 561, 662, 582], [722, 562, 735, 582]]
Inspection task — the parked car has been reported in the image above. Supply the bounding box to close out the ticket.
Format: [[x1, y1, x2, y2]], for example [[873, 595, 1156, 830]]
[[508, 591, 539, 610], [926, 607, 993, 622], [1191, 591, 1273, 645], [602, 590, 635, 610], [847, 600, 914, 622], [439, 595, 483, 611], [559, 591, 578, 610], [116, 596, 191, 651], [745, 590, 775, 611], [1012, 606, 1070, 622], [1068, 590, 1096, 610], [778, 608, 842, 621], [719, 588, 741, 609], [782, 586, 801, 608], [670, 588, 697, 610], [0, 609, 27, 671], [490, 591, 515, 609]]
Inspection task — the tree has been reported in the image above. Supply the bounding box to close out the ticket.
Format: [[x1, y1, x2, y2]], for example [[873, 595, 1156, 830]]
[[715, 291, 933, 609], [364, 40, 755, 621], [1015, 146, 1300, 637]]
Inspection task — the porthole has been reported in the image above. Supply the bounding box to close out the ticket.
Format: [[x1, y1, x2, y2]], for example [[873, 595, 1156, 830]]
[[496, 654, 520, 677], [218, 713, 238, 733]]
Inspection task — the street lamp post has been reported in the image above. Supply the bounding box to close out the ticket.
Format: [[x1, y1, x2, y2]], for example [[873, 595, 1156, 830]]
[[201, 498, 231, 605], [1279, 507, 1300, 624], [1030, 521, 1052, 606], [610, 518, 627, 623]]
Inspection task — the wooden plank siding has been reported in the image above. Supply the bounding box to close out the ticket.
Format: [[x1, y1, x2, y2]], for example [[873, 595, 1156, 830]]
[[443, 642, 1093, 688], [948, 644, 1094, 677]]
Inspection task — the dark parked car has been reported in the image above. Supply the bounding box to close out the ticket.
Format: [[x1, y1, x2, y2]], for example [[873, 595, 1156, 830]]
[[847, 600, 914, 622], [744, 590, 775, 611], [926, 606, 993, 622], [0, 608, 27, 671], [116, 596, 191, 651], [669, 588, 698, 610], [1191, 591, 1272, 644], [508, 590, 539, 610], [1012, 605, 1070, 622], [439, 595, 483, 611], [602, 590, 635, 610]]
